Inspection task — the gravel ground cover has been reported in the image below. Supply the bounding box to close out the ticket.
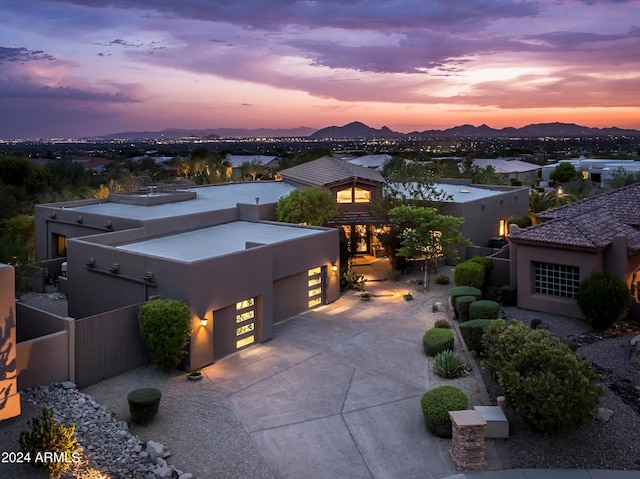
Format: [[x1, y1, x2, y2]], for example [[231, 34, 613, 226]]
[[482, 307, 640, 471]]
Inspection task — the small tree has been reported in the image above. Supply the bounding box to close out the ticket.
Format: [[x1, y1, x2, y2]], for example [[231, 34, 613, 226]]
[[276, 187, 337, 226], [389, 205, 470, 289], [138, 299, 192, 372], [576, 272, 632, 329], [550, 162, 580, 183]]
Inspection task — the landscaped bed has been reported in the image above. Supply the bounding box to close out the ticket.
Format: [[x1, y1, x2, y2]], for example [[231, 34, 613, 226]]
[[481, 306, 640, 470]]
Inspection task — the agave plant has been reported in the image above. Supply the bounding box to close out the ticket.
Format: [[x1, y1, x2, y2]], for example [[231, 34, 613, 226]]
[[433, 350, 470, 379]]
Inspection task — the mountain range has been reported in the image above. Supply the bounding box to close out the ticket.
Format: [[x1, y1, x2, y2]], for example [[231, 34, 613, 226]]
[[99, 121, 640, 140]]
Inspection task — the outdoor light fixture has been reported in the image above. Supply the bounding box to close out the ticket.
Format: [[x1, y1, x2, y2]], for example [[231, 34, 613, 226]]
[[200, 317, 208, 327], [332, 264, 338, 277], [49, 213, 57, 219], [499, 197, 504, 204], [85, 258, 96, 268], [480, 202, 486, 209], [104, 221, 113, 230], [75, 215, 84, 223], [142, 271, 154, 282], [557, 187, 564, 196], [108, 263, 119, 274], [468, 430, 476, 442]]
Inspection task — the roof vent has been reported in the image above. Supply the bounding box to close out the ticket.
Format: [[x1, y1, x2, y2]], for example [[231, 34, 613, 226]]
[[460, 189, 470, 193]]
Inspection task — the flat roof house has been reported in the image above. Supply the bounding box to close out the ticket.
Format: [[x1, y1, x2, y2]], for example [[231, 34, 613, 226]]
[[508, 183, 640, 319], [34, 182, 340, 369]]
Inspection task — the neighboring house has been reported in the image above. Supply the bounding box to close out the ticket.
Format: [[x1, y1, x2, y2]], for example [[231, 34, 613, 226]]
[[472, 158, 541, 183], [346, 154, 392, 170], [72, 156, 113, 173], [508, 183, 640, 319], [541, 157, 638, 186], [385, 180, 530, 249], [279, 156, 388, 255], [225, 154, 280, 179], [34, 182, 340, 369]]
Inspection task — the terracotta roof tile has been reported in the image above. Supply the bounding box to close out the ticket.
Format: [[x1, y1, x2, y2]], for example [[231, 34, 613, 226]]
[[511, 184, 640, 253]]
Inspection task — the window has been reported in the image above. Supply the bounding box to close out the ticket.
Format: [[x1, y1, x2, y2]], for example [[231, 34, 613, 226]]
[[499, 219, 506, 237], [236, 311, 254, 323], [308, 267, 321, 276], [237, 335, 255, 348], [336, 188, 352, 203], [236, 298, 254, 310], [236, 323, 254, 336], [308, 287, 322, 298], [308, 277, 322, 287], [534, 262, 580, 299], [354, 188, 370, 203]]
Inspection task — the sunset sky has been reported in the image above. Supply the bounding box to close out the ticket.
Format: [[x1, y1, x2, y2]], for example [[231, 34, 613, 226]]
[[1, 0, 639, 139]]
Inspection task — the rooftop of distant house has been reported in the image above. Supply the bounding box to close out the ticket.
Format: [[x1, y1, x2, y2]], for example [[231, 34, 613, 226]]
[[472, 158, 542, 173], [279, 156, 386, 187]]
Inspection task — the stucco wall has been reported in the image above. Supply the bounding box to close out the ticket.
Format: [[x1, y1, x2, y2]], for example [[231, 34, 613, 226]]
[[512, 242, 603, 318], [0, 264, 20, 420]]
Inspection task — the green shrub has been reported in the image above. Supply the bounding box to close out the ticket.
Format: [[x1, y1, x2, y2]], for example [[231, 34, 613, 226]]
[[19, 407, 77, 478], [576, 272, 632, 329], [454, 261, 485, 289], [504, 214, 532, 229], [469, 256, 494, 286], [420, 386, 468, 438], [127, 388, 162, 425], [483, 321, 604, 433], [138, 298, 192, 372], [341, 269, 366, 291], [459, 319, 500, 352], [501, 285, 517, 306], [469, 300, 500, 320], [434, 319, 451, 329], [454, 295, 476, 322], [423, 328, 454, 356], [433, 350, 469, 379], [450, 286, 482, 303], [435, 275, 450, 285]]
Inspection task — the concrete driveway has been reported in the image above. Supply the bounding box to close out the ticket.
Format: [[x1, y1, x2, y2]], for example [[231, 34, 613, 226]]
[[204, 268, 501, 479]]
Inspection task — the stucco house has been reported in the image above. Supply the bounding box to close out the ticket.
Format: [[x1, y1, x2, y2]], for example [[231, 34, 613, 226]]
[[33, 182, 340, 369], [508, 183, 640, 319], [472, 158, 542, 184]]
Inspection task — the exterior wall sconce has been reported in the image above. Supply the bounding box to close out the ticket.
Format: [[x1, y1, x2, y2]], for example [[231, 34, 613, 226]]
[[142, 271, 154, 282], [331, 264, 338, 277], [104, 221, 113, 230], [255, 197, 260, 204], [467, 429, 477, 442], [200, 317, 208, 327], [109, 263, 119, 273], [480, 202, 486, 209], [49, 213, 57, 219], [85, 258, 96, 267], [557, 187, 564, 196], [499, 197, 504, 205], [514, 194, 519, 200], [75, 215, 83, 223]]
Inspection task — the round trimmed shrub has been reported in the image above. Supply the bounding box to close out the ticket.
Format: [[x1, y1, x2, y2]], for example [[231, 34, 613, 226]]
[[420, 385, 468, 438], [138, 298, 192, 372], [127, 388, 162, 425], [454, 295, 476, 322], [450, 286, 482, 303], [454, 261, 485, 289], [423, 328, 454, 356], [469, 256, 494, 286], [469, 300, 500, 320], [459, 319, 501, 352], [576, 272, 632, 329]]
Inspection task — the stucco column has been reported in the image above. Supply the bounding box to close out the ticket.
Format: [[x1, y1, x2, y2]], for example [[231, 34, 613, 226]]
[[606, 234, 629, 281], [0, 264, 21, 420]]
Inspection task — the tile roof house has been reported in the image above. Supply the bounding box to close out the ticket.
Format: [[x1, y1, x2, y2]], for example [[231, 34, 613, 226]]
[[472, 158, 541, 183], [508, 183, 640, 319]]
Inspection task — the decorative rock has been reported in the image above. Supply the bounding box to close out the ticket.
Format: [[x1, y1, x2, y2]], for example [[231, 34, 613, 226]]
[[597, 407, 614, 422], [179, 473, 194, 479], [20, 383, 197, 479], [631, 335, 640, 367], [153, 466, 174, 478], [156, 457, 168, 468]]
